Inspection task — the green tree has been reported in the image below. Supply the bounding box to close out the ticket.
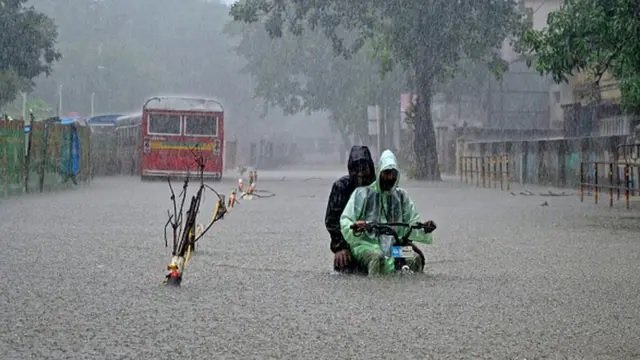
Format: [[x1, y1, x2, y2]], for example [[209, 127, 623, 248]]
[[0, 0, 61, 108], [231, 0, 522, 180], [3, 97, 54, 119], [227, 20, 405, 156], [520, 0, 640, 108]]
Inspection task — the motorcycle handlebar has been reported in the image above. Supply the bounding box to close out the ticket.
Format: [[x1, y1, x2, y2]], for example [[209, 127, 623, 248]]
[[349, 222, 425, 231], [350, 221, 436, 234]]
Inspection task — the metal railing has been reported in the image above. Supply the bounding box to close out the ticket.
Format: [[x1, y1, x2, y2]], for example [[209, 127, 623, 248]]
[[580, 161, 639, 209], [460, 155, 511, 191]]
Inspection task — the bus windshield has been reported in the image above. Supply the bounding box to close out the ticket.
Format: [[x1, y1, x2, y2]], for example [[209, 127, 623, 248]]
[[148, 114, 181, 135], [185, 115, 217, 136]]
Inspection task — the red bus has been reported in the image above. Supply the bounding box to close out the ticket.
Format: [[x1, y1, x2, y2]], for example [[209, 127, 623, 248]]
[[140, 96, 224, 180]]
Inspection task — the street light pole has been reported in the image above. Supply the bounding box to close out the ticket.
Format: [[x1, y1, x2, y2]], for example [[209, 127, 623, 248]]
[[96, 65, 111, 115], [91, 92, 95, 117], [57, 84, 63, 117], [21, 92, 27, 120]]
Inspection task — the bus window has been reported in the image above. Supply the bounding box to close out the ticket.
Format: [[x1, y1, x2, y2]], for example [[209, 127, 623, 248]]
[[185, 115, 217, 137], [149, 114, 180, 135]]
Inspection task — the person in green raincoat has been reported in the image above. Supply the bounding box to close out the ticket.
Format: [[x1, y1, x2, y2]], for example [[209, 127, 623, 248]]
[[339, 149, 437, 275]]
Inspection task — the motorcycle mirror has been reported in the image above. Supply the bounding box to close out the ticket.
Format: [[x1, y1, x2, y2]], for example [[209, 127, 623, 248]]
[[423, 221, 437, 233]]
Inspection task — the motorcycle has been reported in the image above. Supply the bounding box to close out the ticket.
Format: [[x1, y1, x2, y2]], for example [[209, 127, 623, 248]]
[[349, 221, 435, 274]]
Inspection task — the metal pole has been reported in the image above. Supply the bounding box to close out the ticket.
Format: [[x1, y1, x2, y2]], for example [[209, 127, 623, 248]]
[[481, 157, 486, 188], [57, 84, 63, 117], [580, 162, 584, 203], [376, 105, 381, 158], [506, 155, 510, 191], [609, 162, 614, 208], [471, 157, 474, 185], [616, 161, 621, 200], [493, 156, 497, 189], [470, 157, 474, 184], [490, 156, 494, 188], [39, 119, 49, 192], [489, 156, 498, 189], [625, 164, 630, 209], [500, 156, 504, 191], [475, 157, 480, 187], [91, 92, 95, 117], [594, 163, 599, 205], [464, 157, 468, 184], [21, 92, 27, 120], [24, 112, 34, 193]]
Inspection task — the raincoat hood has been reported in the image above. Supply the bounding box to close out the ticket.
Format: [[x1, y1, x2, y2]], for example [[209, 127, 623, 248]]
[[375, 149, 400, 191], [347, 145, 375, 175]]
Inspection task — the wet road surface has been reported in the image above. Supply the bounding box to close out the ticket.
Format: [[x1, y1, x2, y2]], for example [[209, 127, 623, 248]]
[[1, 169, 640, 359]]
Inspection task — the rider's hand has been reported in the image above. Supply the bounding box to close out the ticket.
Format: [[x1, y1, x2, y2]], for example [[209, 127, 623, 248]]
[[353, 220, 367, 233], [334, 249, 351, 269], [423, 220, 437, 233]]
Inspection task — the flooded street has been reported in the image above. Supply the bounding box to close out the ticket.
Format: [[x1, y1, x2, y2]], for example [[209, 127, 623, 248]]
[[1, 170, 639, 359], [3, 0, 639, 358]]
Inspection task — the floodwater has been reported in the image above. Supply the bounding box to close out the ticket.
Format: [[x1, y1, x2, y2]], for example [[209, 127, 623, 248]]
[[1, 169, 639, 359]]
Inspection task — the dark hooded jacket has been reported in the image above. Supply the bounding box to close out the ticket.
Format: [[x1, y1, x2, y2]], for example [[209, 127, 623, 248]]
[[325, 146, 376, 253]]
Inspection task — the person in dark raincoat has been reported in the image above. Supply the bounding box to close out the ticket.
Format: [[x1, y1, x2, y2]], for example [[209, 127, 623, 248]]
[[325, 145, 376, 272]]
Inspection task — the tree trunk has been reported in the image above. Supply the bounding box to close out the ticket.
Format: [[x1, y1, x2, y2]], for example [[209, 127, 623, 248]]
[[413, 70, 441, 181], [384, 103, 393, 151], [338, 127, 350, 164], [330, 114, 353, 164], [357, 108, 369, 145]]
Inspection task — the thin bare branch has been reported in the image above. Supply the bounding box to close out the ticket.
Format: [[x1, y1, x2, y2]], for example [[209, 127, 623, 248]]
[[163, 214, 174, 248]]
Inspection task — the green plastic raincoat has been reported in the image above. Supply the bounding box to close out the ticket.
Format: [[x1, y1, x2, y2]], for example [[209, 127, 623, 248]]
[[340, 150, 433, 274]]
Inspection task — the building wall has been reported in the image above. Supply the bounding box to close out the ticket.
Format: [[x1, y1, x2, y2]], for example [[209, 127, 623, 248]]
[[486, 61, 552, 129], [499, 0, 573, 129], [492, 0, 564, 130], [524, 0, 562, 30], [571, 71, 622, 104]]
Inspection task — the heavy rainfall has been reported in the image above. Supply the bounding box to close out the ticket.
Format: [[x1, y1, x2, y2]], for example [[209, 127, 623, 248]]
[[1, 0, 640, 359]]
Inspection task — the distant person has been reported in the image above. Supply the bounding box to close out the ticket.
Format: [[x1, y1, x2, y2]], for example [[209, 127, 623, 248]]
[[325, 145, 376, 273]]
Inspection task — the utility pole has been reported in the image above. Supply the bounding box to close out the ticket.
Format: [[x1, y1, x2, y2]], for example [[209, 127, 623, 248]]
[[376, 105, 382, 154], [91, 92, 95, 117], [21, 92, 27, 120], [57, 84, 63, 117], [367, 105, 380, 157]]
